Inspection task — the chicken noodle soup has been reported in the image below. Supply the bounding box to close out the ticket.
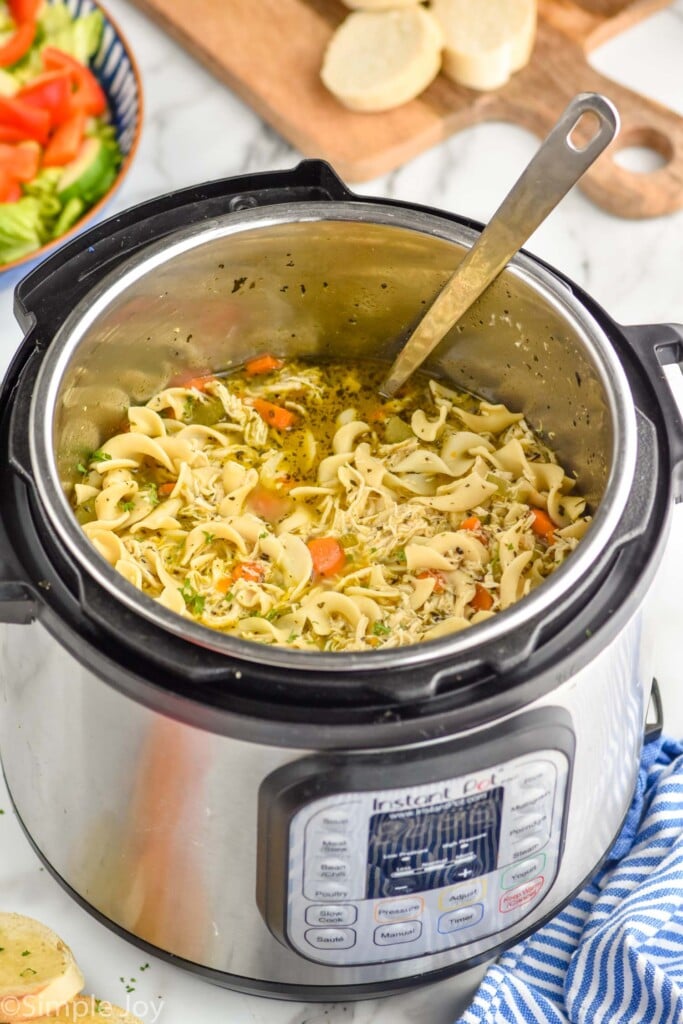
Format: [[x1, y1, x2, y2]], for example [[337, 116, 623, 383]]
[[73, 358, 590, 651]]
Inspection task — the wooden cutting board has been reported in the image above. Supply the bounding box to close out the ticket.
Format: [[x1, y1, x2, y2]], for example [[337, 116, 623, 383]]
[[129, 0, 683, 218]]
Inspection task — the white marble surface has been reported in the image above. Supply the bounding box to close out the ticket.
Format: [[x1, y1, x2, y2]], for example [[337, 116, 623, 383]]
[[1, 2, 683, 1021]]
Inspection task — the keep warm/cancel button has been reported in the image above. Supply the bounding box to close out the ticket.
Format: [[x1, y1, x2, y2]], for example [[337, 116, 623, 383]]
[[374, 921, 423, 946]]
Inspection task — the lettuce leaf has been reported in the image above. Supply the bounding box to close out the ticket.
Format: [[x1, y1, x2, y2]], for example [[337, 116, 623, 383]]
[[0, 196, 44, 263]]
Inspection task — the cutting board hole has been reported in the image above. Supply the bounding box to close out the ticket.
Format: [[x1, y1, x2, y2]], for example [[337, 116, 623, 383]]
[[568, 110, 602, 152], [613, 128, 673, 174]]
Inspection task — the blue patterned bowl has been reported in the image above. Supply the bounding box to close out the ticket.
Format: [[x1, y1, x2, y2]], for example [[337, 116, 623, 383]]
[[2, 0, 143, 274]]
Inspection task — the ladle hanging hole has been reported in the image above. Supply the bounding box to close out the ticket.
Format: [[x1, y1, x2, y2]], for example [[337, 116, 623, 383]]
[[568, 110, 603, 152]]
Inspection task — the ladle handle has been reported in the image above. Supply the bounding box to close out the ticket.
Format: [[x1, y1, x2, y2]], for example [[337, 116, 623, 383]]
[[381, 93, 620, 397]]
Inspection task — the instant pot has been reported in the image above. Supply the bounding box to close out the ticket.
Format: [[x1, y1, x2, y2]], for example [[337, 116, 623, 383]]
[[0, 161, 682, 1001]]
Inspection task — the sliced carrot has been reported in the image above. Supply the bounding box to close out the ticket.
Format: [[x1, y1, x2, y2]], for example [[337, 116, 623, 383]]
[[231, 561, 265, 584], [216, 577, 232, 595], [276, 474, 299, 493], [245, 353, 284, 376], [368, 407, 387, 423], [158, 481, 176, 496], [307, 537, 346, 578], [530, 507, 555, 543], [460, 515, 482, 532], [251, 398, 297, 431], [471, 583, 493, 611], [185, 375, 217, 393], [417, 569, 445, 594], [247, 483, 292, 523]]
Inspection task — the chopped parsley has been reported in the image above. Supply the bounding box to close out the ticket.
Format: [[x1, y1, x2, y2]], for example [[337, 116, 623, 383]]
[[203, 532, 215, 544], [287, 631, 298, 643], [183, 397, 196, 420], [20, 967, 36, 977], [90, 449, 112, 464], [180, 581, 205, 615], [395, 549, 407, 563], [145, 483, 160, 507], [265, 609, 279, 621], [119, 500, 135, 512], [77, 463, 87, 474], [21, 950, 31, 956], [259, 531, 268, 539], [372, 621, 391, 636]]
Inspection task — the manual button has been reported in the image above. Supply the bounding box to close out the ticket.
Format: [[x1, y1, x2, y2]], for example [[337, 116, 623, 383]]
[[305, 927, 356, 950], [374, 921, 423, 946]]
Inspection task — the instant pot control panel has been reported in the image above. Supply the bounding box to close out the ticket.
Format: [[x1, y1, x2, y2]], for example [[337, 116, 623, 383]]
[[257, 710, 574, 966]]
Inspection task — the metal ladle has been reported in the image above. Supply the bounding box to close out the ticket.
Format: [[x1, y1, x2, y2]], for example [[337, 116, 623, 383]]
[[379, 93, 620, 398]]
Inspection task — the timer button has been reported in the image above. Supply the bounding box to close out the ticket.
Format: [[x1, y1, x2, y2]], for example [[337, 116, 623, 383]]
[[437, 903, 484, 934], [305, 927, 356, 950], [305, 904, 358, 927], [374, 921, 423, 946]]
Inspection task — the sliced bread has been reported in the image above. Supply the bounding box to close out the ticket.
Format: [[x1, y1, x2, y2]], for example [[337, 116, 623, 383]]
[[431, 0, 537, 91]]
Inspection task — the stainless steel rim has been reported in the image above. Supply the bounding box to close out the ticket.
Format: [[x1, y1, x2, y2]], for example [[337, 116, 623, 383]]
[[29, 201, 638, 672]]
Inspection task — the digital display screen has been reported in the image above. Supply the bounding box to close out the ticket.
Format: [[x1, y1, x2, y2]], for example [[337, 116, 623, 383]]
[[366, 787, 503, 899]]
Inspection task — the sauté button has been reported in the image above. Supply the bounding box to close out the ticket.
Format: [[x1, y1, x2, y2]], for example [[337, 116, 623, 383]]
[[305, 928, 356, 950], [437, 903, 484, 934], [375, 897, 424, 923], [374, 921, 423, 946], [305, 904, 358, 927], [502, 855, 546, 890]]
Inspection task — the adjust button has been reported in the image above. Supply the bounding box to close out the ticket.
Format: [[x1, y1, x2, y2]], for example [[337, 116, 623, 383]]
[[374, 921, 423, 946], [438, 879, 484, 911], [305, 904, 358, 927], [437, 903, 484, 934], [305, 928, 356, 950]]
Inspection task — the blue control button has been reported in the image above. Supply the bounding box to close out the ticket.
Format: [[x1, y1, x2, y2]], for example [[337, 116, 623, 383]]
[[374, 921, 423, 946], [438, 903, 484, 934]]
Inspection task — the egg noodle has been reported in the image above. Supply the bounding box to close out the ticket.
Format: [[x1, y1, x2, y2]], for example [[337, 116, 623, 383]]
[[73, 359, 590, 651]]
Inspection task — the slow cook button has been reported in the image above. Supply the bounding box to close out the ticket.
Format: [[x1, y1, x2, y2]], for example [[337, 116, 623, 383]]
[[305, 927, 356, 950], [438, 879, 485, 911], [501, 854, 546, 890], [375, 896, 424, 923], [305, 904, 358, 927], [499, 876, 544, 914], [374, 921, 423, 946], [305, 881, 352, 902], [437, 903, 484, 934]]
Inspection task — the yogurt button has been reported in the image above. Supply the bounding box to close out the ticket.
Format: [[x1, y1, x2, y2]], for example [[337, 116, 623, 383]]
[[374, 921, 422, 946], [305, 927, 356, 949], [502, 854, 546, 890]]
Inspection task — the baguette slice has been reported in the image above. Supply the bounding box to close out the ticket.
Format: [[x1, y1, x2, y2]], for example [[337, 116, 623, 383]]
[[343, 0, 422, 8], [0, 913, 84, 1022], [431, 0, 537, 91], [321, 7, 444, 112], [26, 997, 143, 1023]]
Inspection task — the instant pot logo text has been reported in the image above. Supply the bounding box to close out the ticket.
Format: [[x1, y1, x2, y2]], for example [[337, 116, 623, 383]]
[[463, 770, 501, 794], [372, 787, 454, 811]]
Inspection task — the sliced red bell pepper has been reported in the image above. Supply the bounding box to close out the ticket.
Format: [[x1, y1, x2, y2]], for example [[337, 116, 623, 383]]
[[0, 20, 36, 67], [0, 96, 49, 144], [0, 167, 21, 202], [43, 47, 107, 116], [0, 140, 40, 181], [19, 71, 73, 126], [8, 0, 41, 22], [0, 124, 34, 143], [42, 109, 86, 166]]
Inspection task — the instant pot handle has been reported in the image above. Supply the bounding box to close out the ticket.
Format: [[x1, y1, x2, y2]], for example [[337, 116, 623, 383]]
[[621, 323, 683, 503], [13, 160, 353, 337]]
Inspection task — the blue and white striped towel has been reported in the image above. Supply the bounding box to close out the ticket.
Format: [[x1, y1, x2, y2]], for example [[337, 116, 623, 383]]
[[457, 737, 683, 1024]]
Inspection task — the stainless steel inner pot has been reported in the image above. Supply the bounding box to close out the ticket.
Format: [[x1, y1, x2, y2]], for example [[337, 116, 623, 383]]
[[29, 202, 637, 669]]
